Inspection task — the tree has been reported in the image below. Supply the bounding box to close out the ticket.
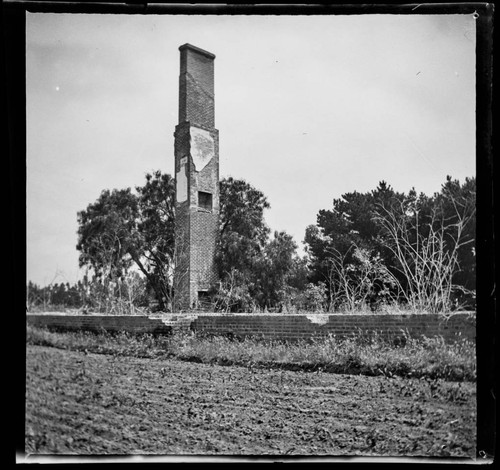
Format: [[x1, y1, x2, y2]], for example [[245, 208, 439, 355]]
[[77, 173, 302, 313], [255, 230, 298, 310], [134, 171, 176, 309], [213, 177, 272, 311], [27, 281, 45, 311], [304, 181, 405, 309], [214, 178, 303, 312], [26, 280, 84, 311], [76, 188, 139, 282], [434, 176, 476, 295], [76, 171, 175, 311], [76, 173, 275, 312], [375, 176, 476, 312], [305, 176, 476, 312], [217, 177, 271, 275]]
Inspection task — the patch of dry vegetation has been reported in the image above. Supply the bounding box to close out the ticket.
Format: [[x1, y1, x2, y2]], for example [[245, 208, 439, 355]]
[[26, 326, 475, 381]]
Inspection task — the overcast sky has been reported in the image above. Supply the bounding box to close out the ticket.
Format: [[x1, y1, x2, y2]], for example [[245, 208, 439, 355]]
[[26, 12, 476, 287]]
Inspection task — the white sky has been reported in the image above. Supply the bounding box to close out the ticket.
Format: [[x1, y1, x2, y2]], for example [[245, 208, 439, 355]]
[[26, 13, 476, 287]]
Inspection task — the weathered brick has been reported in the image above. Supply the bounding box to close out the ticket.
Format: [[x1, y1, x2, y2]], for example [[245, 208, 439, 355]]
[[27, 313, 476, 343], [174, 44, 219, 311]]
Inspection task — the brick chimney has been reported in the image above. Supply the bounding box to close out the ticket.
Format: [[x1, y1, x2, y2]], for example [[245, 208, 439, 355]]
[[173, 44, 219, 311]]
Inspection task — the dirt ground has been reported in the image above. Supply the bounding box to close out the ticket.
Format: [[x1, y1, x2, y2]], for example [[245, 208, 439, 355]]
[[24, 345, 476, 459]]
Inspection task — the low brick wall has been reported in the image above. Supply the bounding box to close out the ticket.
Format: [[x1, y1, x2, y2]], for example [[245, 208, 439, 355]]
[[26, 314, 172, 336], [26, 312, 475, 343], [190, 313, 475, 343]]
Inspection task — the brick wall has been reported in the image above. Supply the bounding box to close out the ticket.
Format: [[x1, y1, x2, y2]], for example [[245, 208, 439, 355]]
[[27, 313, 475, 343], [190, 313, 476, 343], [26, 314, 172, 335]]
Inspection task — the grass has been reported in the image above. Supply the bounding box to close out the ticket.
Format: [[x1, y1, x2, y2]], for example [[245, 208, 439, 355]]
[[26, 325, 476, 382]]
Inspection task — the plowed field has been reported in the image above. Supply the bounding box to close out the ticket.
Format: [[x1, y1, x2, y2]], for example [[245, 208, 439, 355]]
[[25, 345, 476, 459]]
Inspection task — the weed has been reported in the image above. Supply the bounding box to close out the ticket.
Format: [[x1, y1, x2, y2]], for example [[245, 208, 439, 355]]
[[26, 325, 476, 381]]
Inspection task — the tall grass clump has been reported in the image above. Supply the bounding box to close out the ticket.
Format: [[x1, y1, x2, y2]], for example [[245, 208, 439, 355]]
[[26, 325, 170, 359], [26, 326, 475, 381]]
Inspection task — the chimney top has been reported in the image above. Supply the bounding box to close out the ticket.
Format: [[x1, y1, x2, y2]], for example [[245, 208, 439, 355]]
[[179, 43, 216, 60]]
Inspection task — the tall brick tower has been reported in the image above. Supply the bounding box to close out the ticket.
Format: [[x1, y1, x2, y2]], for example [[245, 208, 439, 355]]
[[173, 44, 219, 311]]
